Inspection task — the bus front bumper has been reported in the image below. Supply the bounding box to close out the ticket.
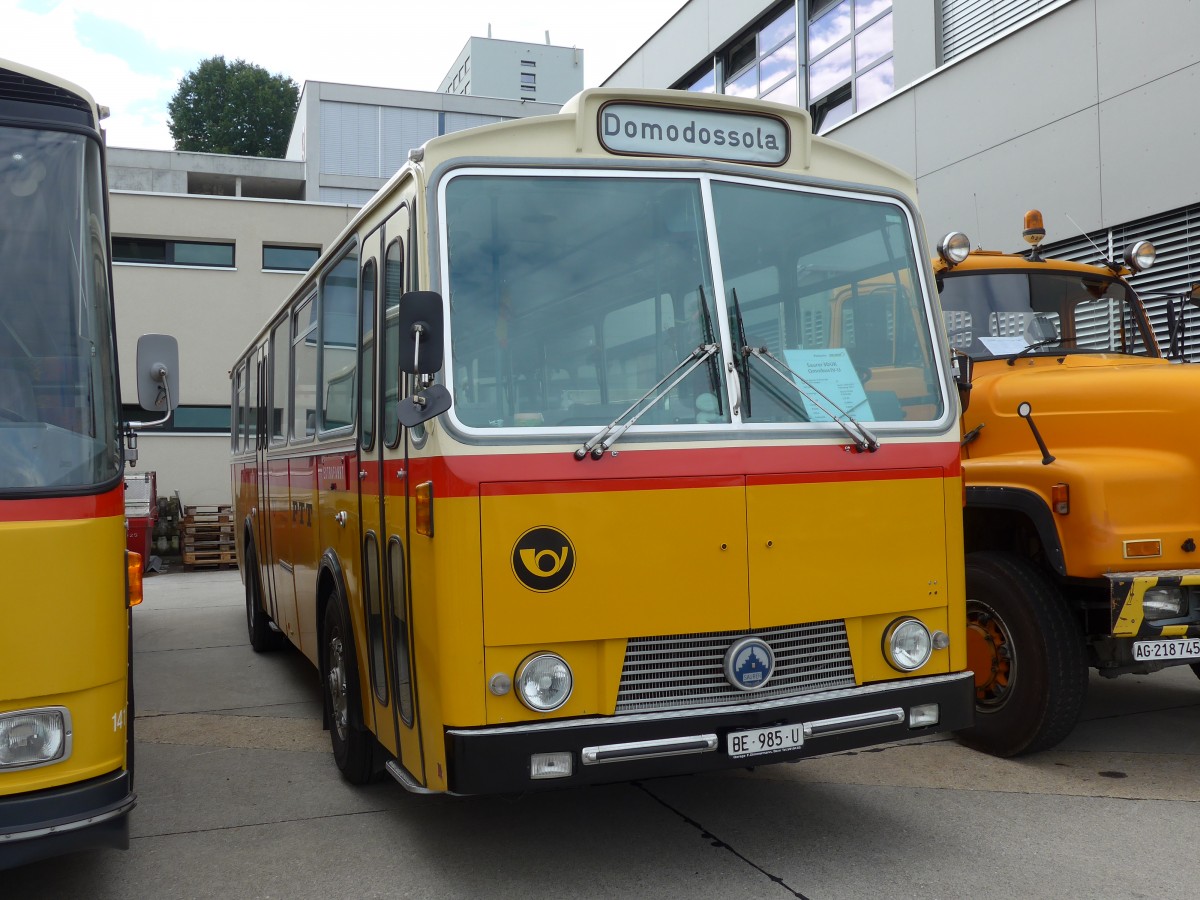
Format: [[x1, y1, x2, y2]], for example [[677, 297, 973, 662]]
[[444, 670, 974, 795], [0, 769, 134, 870]]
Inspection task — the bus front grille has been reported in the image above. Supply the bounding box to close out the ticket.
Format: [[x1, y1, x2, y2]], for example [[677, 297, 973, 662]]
[[615, 620, 855, 713]]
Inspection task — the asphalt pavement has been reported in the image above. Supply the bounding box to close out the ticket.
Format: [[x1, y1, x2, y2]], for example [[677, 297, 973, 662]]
[[7, 566, 1200, 899]]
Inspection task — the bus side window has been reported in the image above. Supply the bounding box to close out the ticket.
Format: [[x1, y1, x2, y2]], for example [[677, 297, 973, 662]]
[[383, 238, 404, 447], [292, 294, 317, 441], [270, 317, 289, 444], [360, 259, 378, 450], [320, 248, 359, 432]]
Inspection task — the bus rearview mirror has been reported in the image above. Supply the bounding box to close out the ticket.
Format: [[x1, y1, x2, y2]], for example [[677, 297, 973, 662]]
[[135, 333, 180, 412], [397, 291, 445, 375]]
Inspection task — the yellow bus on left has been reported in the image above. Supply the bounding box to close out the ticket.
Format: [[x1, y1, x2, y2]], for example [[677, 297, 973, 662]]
[[0, 58, 180, 870]]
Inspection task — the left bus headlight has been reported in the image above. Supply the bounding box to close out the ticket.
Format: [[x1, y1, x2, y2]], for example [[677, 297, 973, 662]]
[[0, 707, 71, 769], [884, 619, 933, 672], [515, 653, 573, 712]]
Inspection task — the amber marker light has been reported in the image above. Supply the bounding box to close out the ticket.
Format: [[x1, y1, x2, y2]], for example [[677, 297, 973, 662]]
[[1051, 483, 1070, 515], [415, 481, 434, 536], [127, 550, 144, 607], [1022, 209, 1046, 246], [1123, 539, 1162, 559]]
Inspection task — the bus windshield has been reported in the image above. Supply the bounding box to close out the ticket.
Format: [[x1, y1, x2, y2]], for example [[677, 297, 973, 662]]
[[0, 127, 120, 492], [444, 171, 944, 431], [939, 270, 1157, 361]]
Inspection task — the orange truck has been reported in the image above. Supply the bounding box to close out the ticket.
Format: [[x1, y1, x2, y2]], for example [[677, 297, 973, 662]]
[[934, 211, 1200, 756]]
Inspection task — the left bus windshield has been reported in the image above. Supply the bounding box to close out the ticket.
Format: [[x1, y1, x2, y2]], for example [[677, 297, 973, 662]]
[[0, 127, 119, 491], [443, 170, 945, 432]]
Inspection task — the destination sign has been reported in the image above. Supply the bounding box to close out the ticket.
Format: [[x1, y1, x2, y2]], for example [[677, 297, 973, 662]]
[[599, 102, 789, 166]]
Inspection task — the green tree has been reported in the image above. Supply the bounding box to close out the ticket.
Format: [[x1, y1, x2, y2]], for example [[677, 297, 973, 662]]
[[167, 57, 299, 157]]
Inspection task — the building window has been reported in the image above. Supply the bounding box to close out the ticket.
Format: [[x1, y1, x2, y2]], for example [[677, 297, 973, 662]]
[[124, 404, 232, 434], [521, 73, 536, 85], [808, 0, 894, 133], [263, 244, 320, 272], [722, 4, 799, 103], [521, 60, 536, 67], [113, 237, 234, 268]]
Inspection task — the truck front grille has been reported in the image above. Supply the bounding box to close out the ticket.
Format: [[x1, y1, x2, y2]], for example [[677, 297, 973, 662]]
[[615, 620, 855, 713]]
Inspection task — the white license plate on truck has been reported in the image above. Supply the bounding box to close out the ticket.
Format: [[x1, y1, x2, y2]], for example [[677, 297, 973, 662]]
[[1132, 638, 1200, 661], [727, 724, 804, 758]]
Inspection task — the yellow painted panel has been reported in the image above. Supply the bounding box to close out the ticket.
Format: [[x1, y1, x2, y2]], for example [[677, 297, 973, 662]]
[[480, 479, 749, 647], [747, 473, 949, 627]]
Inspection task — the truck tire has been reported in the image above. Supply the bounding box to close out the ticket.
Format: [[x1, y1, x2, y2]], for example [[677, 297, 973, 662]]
[[956, 551, 1088, 757]]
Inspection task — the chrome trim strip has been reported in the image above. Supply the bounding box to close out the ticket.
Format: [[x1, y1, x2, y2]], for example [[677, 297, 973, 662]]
[[447, 671, 974, 738], [803, 707, 905, 738], [385, 760, 442, 795], [0, 796, 135, 844], [278, 560, 294, 574], [581, 734, 718, 766]]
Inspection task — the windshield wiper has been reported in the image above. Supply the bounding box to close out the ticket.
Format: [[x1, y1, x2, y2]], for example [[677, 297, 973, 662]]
[[741, 348, 880, 452], [729, 288, 752, 417], [1006, 336, 1061, 366], [575, 342, 719, 460]]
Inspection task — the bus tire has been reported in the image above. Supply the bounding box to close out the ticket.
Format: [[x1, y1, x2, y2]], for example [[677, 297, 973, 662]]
[[321, 596, 376, 784], [956, 551, 1088, 758], [246, 543, 285, 652]]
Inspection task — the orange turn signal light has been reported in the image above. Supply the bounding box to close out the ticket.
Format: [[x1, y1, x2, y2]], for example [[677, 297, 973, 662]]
[[415, 481, 434, 537], [127, 550, 144, 607], [1123, 539, 1162, 559], [1051, 483, 1069, 515]]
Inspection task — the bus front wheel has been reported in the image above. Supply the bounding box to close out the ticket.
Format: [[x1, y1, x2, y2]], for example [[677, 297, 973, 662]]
[[321, 597, 376, 784], [957, 551, 1088, 757]]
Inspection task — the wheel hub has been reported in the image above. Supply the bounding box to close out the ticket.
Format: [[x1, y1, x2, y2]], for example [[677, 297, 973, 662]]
[[966, 603, 1014, 709]]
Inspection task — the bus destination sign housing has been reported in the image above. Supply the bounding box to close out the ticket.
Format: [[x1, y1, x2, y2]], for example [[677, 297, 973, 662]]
[[599, 101, 789, 166]]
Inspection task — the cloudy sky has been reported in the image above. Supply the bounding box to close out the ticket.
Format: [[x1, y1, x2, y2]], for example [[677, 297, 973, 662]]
[[0, 0, 686, 150]]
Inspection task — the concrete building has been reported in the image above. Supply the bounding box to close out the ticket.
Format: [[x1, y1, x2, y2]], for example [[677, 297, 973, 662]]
[[108, 81, 560, 511], [438, 36, 584, 105], [606, 0, 1200, 332]]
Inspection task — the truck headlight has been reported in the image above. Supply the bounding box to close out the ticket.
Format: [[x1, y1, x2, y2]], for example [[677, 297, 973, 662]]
[[1143, 587, 1185, 620], [884, 619, 933, 672], [0, 707, 71, 769], [515, 653, 573, 712]]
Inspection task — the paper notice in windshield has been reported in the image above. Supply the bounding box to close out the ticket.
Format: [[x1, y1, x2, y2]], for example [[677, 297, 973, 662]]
[[978, 336, 1029, 355], [782, 348, 873, 422]]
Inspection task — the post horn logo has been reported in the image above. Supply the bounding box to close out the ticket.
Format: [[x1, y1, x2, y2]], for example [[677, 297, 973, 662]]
[[512, 526, 575, 592]]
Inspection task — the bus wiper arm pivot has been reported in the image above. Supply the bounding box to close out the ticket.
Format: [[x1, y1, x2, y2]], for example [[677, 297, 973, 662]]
[[575, 343, 719, 460]]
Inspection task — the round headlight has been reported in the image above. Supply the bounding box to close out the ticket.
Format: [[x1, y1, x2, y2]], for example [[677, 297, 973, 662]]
[[515, 653, 573, 712], [938, 232, 971, 266], [1124, 240, 1156, 273], [885, 618, 933, 672]]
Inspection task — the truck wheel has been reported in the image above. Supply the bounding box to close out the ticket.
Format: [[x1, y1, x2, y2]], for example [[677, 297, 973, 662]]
[[246, 542, 285, 652], [957, 551, 1088, 757], [321, 596, 376, 784]]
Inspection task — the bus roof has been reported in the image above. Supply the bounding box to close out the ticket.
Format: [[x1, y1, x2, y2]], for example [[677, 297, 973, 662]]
[[0, 57, 102, 128]]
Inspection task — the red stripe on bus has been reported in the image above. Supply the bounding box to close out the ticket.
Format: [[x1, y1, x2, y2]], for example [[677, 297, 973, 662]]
[[0, 486, 124, 522], [375, 442, 961, 498]]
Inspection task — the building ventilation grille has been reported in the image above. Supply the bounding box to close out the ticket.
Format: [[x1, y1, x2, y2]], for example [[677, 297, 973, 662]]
[[940, 0, 1060, 64], [615, 620, 855, 713]]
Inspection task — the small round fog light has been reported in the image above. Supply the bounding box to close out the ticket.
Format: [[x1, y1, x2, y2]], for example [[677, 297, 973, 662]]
[[885, 618, 933, 672], [515, 653, 573, 712]]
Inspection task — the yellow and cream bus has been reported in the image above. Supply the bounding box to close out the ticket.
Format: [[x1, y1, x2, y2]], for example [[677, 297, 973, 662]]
[[231, 88, 974, 794], [0, 59, 178, 868]]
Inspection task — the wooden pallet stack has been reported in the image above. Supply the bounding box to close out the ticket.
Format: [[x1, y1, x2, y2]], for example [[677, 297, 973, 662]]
[[181, 505, 236, 569]]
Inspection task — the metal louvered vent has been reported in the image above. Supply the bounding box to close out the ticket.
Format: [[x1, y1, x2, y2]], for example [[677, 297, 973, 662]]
[[615, 620, 855, 713], [940, 0, 1060, 65], [1042, 204, 1200, 359], [0, 67, 90, 115]]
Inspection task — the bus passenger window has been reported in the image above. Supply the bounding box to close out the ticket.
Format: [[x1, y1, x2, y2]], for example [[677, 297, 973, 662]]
[[382, 239, 404, 447], [270, 318, 289, 443], [320, 250, 358, 432], [292, 295, 317, 440]]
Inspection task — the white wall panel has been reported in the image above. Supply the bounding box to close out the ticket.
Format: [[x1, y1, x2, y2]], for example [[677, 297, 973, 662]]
[[1095, 0, 1200, 101]]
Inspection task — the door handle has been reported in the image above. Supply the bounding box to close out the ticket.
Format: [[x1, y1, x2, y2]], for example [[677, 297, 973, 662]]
[[334, 510, 348, 527]]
